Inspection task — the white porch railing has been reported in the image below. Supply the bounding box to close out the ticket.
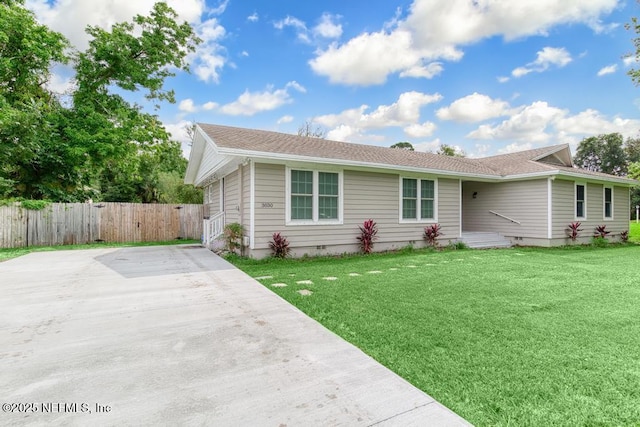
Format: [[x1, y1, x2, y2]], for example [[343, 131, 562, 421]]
[[203, 211, 225, 249], [489, 210, 521, 225]]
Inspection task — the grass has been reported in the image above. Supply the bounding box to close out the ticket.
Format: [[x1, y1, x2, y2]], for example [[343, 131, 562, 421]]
[[231, 244, 640, 426], [0, 239, 200, 262], [630, 221, 640, 242]]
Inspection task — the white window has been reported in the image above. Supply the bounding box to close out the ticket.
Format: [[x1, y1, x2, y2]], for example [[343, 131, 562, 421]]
[[286, 168, 342, 224], [575, 183, 586, 219], [400, 177, 437, 222], [603, 187, 613, 219]]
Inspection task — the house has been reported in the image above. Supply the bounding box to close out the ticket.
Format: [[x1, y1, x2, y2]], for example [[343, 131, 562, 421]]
[[185, 123, 636, 258]]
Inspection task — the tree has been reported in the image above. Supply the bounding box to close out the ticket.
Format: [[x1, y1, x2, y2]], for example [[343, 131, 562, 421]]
[[624, 136, 640, 163], [573, 133, 627, 176], [0, 1, 201, 202], [0, 0, 69, 198], [627, 14, 640, 86], [436, 144, 465, 157], [390, 141, 415, 151], [297, 121, 326, 138]]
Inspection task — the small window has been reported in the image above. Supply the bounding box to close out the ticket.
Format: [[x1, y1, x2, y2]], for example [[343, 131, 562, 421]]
[[576, 184, 586, 219], [291, 170, 313, 220], [604, 187, 613, 219], [401, 177, 436, 221], [402, 178, 418, 219], [318, 172, 339, 220]]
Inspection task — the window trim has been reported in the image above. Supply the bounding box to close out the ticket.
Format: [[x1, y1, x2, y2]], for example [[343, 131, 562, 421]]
[[575, 182, 586, 220], [285, 167, 343, 225], [398, 176, 438, 223], [603, 186, 613, 220]]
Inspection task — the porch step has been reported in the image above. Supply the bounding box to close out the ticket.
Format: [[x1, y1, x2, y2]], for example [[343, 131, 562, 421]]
[[459, 232, 512, 249]]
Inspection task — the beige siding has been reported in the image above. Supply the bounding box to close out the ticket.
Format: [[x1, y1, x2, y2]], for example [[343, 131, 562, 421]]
[[242, 164, 251, 236], [462, 179, 547, 238], [224, 169, 240, 225], [204, 181, 221, 218], [251, 163, 460, 256], [552, 179, 629, 240]]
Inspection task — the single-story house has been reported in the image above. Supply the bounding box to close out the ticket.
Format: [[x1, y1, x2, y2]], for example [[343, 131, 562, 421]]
[[185, 123, 636, 258]]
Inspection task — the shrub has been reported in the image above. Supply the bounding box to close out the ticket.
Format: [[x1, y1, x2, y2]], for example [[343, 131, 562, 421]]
[[566, 222, 583, 241], [591, 236, 609, 248], [357, 219, 378, 254], [223, 222, 244, 254], [620, 230, 629, 243], [447, 240, 468, 250], [269, 232, 290, 258], [423, 223, 443, 247], [594, 225, 611, 239]]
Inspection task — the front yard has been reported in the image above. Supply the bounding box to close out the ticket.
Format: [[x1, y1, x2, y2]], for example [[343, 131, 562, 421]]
[[232, 245, 640, 426]]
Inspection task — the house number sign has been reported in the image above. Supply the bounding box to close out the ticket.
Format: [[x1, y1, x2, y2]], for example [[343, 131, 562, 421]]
[[261, 202, 274, 208]]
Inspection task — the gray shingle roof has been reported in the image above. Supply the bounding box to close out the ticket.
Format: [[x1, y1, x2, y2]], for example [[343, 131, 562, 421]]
[[196, 123, 636, 183]]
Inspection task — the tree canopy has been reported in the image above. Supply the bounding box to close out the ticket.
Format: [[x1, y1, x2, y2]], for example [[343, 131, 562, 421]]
[[0, 0, 202, 203], [573, 133, 627, 176], [436, 144, 465, 157], [390, 142, 415, 151], [297, 121, 327, 138]]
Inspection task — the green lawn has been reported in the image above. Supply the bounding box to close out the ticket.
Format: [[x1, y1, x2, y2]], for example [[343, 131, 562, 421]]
[[232, 245, 640, 426], [630, 221, 640, 242], [0, 239, 200, 262]]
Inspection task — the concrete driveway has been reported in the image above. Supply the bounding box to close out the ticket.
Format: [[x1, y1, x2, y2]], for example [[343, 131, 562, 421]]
[[0, 245, 470, 426]]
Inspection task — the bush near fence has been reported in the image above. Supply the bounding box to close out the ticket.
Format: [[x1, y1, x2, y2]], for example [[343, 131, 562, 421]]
[[0, 202, 203, 248]]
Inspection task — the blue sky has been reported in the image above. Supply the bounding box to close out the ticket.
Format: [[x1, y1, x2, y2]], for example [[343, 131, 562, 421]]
[[28, 0, 640, 157]]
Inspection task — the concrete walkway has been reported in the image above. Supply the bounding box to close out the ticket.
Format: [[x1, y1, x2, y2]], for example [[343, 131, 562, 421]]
[[0, 245, 470, 426]]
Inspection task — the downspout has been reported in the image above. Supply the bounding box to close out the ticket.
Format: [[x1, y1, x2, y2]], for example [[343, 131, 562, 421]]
[[547, 177, 554, 240]]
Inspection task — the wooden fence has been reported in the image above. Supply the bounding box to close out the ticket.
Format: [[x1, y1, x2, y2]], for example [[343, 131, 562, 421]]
[[0, 203, 203, 248]]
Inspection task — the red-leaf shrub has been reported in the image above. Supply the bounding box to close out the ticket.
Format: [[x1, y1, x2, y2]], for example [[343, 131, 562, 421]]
[[620, 230, 629, 242], [423, 223, 442, 247], [594, 225, 611, 239], [269, 232, 290, 258], [566, 221, 583, 241], [357, 219, 378, 254]]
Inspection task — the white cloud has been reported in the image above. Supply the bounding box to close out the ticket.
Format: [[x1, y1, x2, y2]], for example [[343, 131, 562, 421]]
[[309, 30, 455, 85], [466, 101, 640, 145], [219, 81, 306, 116], [247, 12, 259, 22], [399, 62, 444, 79], [315, 91, 442, 129], [240, 51, 249, 57], [597, 64, 617, 76], [413, 139, 443, 153], [624, 56, 638, 67], [497, 76, 510, 83], [179, 99, 197, 113], [203, 101, 218, 110], [315, 91, 441, 141], [310, 0, 616, 85], [274, 16, 310, 43], [191, 18, 227, 83], [437, 93, 510, 123], [313, 13, 343, 39], [277, 115, 294, 124], [511, 47, 572, 78], [164, 119, 194, 158], [404, 122, 437, 138], [497, 143, 535, 154]]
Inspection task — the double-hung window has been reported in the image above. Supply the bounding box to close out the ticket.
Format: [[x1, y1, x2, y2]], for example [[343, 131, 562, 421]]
[[400, 177, 437, 221], [575, 183, 586, 219], [603, 187, 613, 219], [288, 168, 342, 224]]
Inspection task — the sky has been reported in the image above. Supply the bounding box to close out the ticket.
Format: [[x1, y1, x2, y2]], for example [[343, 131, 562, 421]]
[[26, 0, 640, 158]]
